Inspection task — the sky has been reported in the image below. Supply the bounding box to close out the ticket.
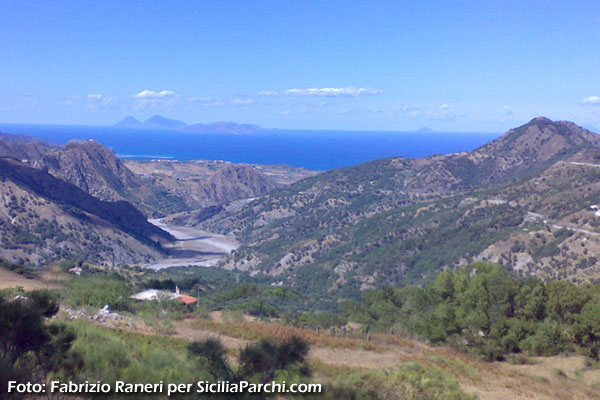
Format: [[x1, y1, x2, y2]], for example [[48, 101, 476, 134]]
[[1, 0, 600, 132]]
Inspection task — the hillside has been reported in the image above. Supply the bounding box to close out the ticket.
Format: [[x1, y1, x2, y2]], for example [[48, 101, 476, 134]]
[[18, 138, 310, 217], [181, 118, 600, 296], [0, 132, 57, 161], [125, 160, 317, 213], [38, 140, 190, 216], [0, 158, 173, 265]]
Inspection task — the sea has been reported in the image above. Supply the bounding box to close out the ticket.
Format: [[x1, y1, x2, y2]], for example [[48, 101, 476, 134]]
[[0, 124, 500, 170]]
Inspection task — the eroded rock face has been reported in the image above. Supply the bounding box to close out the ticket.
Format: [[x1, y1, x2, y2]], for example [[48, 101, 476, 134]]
[[0, 158, 172, 266], [38, 141, 284, 217], [204, 164, 277, 202], [123, 160, 317, 214], [41, 140, 141, 202]]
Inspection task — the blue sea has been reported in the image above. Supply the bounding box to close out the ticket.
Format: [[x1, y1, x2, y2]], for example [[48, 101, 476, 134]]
[[0, 124, 500, 170]]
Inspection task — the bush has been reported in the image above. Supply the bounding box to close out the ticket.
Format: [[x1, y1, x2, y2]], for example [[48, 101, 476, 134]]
[[313, 362, 477, 400], [64, 275, 133, 311]]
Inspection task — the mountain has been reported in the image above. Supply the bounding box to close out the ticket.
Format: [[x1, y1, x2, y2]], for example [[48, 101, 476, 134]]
[[114, 116, 143, 128], [112, 116, 266, 134], [143, 115, 188, 130], [468, 117, 600, 184], [40, 140, 141, 201], [204, 164, 277, 201], [113, 115, 188, 130], [0, 132, 313, 218], [0, 132, 314, 266], [36, 140, 189, 217], [0, 132, 58, 161], [0, 158, 173, 266], [124, 160, 317, 212], [181, 122, 265, 134], [38, 141, 280, 216], [180, 118, 600, 296]]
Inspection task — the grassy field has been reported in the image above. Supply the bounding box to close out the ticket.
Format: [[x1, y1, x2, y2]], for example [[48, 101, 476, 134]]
[[65, 308, 600, 400], [0, 265, 69, 290], [170, 317, 600, 399], [5, 264, 599, 399]]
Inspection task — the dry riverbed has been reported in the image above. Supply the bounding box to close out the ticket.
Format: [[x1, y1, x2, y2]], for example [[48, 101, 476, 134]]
[[145, 219, 238, 270]]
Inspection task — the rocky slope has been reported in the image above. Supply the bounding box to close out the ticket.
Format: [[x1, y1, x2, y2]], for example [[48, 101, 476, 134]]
[[37, 140, 189, 216], [181, 118, 600, 296], [33, 140, 310, 217], [0, 132, 57, 161], [124, 160, 317, 211], [41, 140, 142, 201], [0, 158, 174, 266]]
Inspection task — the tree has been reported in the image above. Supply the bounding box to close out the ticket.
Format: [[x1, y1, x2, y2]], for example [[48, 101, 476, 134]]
[[188, 335, 311, 386], [573, 300, 600, 358], [188, 338, 233, 380], [546, 281, 589, 324], [238, 336, 310, 383], [0, 290, 80, 397]]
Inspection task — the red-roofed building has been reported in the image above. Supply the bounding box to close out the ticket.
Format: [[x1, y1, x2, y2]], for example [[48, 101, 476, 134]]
[[175, 295, 198, 305]]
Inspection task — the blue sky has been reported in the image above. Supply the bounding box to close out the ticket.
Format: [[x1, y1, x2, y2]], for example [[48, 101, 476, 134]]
[[2, 0, 600, 131]]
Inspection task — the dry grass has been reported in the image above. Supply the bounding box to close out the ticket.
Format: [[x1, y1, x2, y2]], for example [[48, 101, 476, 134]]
[[0, 266, 66, 290], [183, 317, 600, 400], [65, 303, 600, 400], [190, 318, 423, 352], [70, 311, 600, 400]]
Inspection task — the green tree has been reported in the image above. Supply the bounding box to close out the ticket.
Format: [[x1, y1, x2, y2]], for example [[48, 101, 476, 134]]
[[0, 290, 80, 397], [238, 336, 311, 383], [188, 338, 233, 380], [188, 336, 311, 387]]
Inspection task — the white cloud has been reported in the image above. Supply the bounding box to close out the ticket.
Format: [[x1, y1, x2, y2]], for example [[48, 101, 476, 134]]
[[133, 90, 177, 111], [87, 94, 113, 104], [2, 96, 38, 111], [502, 105, 513, 115], [402, 103, 460, 120], [582, 96, 600, 105], [231, 98, 255, 105], [63, 93, 114, 111], [134, 90, 176, 99], [204, 100, 225, 107], [258, 90, 279, 96], [260, 87, 383, 97], [186, 96, 211, 102], [403, 104, 420, 112]]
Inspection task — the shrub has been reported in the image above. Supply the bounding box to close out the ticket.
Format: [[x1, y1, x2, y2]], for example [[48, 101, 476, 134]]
[[64, 275, 132, 311]]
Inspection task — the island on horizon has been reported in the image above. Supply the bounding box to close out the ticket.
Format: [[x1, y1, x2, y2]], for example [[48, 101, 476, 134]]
[[113, 115, 267, 134]]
